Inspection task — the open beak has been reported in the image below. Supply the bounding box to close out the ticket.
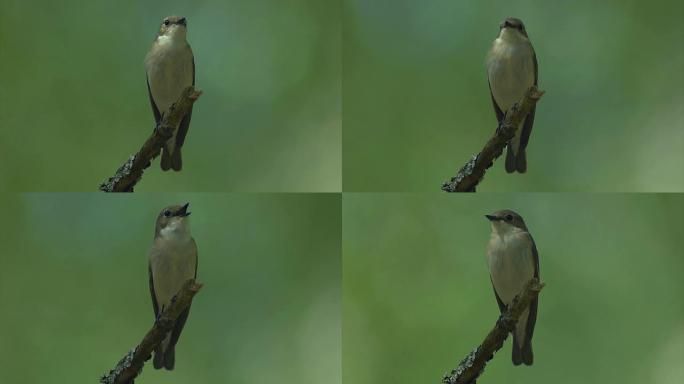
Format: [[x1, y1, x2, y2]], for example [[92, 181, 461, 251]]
[[177, 202, 191, 217], [485, 214, 501, 221]]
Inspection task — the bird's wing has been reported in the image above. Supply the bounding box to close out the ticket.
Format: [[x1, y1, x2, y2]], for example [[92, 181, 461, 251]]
[[488, 79, 504, 123], [147, 76, 161, 124], [531, 234, 540, 279], [192, 237, 198, 278], [490, 276, 507, 313], [525, 234, 540, 342], [149, 262, 159, 318], [532, 50, 538, 85], [168, 239, 197, 349], [519, 50, 538, 150], [174, 56, 194, 149]]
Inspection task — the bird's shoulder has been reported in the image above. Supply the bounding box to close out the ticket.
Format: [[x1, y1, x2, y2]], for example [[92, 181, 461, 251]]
[[145, 36, 191, 61], [510, 230, 534, 247], [488, 230, 532, 250], [148, 238, 166, 261], [149, 234, 193, 253]]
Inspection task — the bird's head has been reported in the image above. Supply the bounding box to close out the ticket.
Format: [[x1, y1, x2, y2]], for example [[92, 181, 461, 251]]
[[498, 17, 528, 40], [486, 209, 528, 235], [158, 15, 188, 41], [155, 202, 191, 239]]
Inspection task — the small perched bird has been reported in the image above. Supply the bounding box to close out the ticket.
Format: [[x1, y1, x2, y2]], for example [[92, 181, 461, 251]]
[[486, 17, 538, 173], [145, 16, 195, 171], [148, 203, 198, 370], [485, 210, 539, 365]]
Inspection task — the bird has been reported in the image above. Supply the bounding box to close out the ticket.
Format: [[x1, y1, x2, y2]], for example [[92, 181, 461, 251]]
[[485, 210, 540, 365], [144, 16, 195, 171], [148, 203, 198, 370], [486, 17, 538, 173]]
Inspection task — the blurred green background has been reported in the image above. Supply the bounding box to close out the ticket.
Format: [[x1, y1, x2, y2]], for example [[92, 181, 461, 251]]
[[0, 0, 340, 192], [342, 0, 684, 192], [0, 193, 340, 383], [343, 193, 684, 383]]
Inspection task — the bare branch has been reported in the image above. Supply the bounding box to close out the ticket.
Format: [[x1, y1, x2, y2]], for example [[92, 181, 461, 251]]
[[99, 87, 202, 192], [442, 278, 545, 384], [100, 279, 203, 384], [441, 87, 544, 192]]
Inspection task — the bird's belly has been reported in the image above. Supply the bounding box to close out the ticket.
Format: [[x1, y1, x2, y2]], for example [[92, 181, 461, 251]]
[[487, 242, 534, 304], [148, 57, 193, 116], [146, 49, 193, 152], [487, 48, 534, 154], [487, 48, 535, 113], [152, 248, 195, 309]]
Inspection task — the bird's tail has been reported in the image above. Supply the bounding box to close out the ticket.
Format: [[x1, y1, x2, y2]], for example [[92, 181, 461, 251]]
[[505, 144, 516, 173], [152, 336, 176, 370], [171, 147, 182, 171], [153, 344, 165, 369], [512, 332, 533, 366], [163, 345, 175, 370], [160, 145, 172, 171], [505, 145, 527, 174], [160, 146, 182, 171], [516, 148, 527, 173]]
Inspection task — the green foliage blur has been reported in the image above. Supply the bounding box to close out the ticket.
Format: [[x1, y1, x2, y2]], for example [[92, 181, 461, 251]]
[[0, 193, 341, 383], [1, 1, 683, 383], [342, 193, 684, 383], [0, 0, 341, 192], [342, 0, 684, 192]]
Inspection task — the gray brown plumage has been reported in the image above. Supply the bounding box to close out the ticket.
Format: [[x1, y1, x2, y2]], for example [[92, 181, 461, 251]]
[[148, 203, 197, 370], [486, 18, 538, 174], [485, 209, 539, 366], [145, 16, 195, 171]]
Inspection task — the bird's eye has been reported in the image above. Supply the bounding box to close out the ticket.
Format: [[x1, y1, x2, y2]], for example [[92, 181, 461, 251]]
[[163, 20, 170, 26], [505, 215, 513, 221], [163, 210, 172, 217]]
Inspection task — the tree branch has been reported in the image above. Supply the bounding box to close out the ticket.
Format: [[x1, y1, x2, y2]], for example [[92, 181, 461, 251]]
[[441, 87, 544, 192], [99, 87, 202, 192], [100, 279, 203, 384], [442, 278, 545, 384]]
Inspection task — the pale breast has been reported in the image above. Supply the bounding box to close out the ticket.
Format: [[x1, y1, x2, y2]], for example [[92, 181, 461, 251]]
[[486, 39, 535, 112], [145, 41, 194, 115], [486, 233, 535, 304], [149, 239, 196, 308]]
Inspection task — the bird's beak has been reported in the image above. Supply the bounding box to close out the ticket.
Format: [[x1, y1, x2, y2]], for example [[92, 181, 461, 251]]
[[485, 214, 501, 221], [179, 17, 187, 26], [178, 202, 191, 217]]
